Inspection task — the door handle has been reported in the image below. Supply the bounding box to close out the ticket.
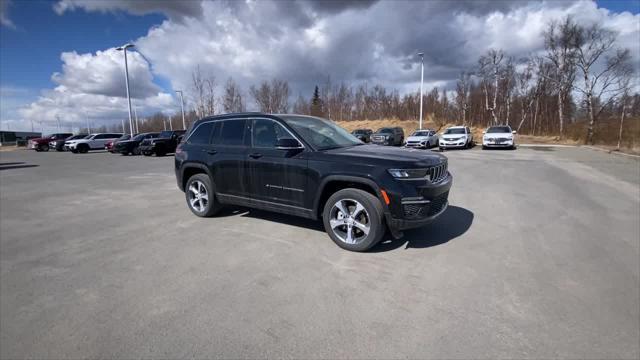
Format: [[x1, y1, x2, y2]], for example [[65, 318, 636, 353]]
[[202, 149, 217, 155], [249, 153, 263, 159]]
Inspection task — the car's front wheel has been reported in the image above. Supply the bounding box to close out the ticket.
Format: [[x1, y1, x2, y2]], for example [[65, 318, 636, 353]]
[[323, 188, 385, 252], [77, 144, 89, 153], [185, 174, 222, 217]]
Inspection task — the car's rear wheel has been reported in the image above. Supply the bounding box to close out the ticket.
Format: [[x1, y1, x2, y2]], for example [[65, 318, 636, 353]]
[[323, 188, 385, 252], [185, 174, 222, 217]]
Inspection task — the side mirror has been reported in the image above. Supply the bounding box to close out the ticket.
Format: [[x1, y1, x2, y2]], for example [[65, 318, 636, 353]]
[[512, 130, 517, 134], [276, 138, 303, 150]]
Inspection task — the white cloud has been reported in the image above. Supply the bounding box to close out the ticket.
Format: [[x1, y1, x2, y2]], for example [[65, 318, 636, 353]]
[[5, 0, 639, 131], [1, 0, 16, 29]]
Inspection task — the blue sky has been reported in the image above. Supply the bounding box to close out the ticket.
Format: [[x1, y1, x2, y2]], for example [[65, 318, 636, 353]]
[[1, 0, 638, 132], [1, 0, 166, 101]]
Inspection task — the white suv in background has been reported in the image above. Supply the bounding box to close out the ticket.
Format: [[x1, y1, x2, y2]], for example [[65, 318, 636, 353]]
[[439, 126, 473, 150], [482, 125, 516, 149], [66, 133, 123, 153]]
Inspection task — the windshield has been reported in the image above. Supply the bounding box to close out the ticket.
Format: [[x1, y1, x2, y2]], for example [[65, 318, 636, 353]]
[[487, 126, 512, 133], [159, 131, 172, 138], [378, 128, 393, 134], [116, 135, 130, 141], [352, 130, 367, 134], [412, 131, 430, 136], [280, 115, 362, 150], [444, 128, 466, 135], [133, 134, 146, 141], [68, 135, 86, 140]]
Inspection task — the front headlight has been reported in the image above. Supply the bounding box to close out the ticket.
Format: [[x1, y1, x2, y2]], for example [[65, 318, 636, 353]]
[[388, 169, 430, 180]]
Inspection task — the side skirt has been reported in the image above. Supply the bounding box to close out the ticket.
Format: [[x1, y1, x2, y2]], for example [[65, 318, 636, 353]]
[[216, 193, 316, 220]]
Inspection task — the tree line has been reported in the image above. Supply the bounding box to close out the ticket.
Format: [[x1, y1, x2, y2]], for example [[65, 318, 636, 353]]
[[124, 16, 636, 146]]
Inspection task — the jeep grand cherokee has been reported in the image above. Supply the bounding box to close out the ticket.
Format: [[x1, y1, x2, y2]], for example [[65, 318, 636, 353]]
[[174, 113, 452, 252]]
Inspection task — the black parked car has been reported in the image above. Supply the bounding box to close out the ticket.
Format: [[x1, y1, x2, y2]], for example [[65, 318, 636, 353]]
[[174, 113, 452, 252], [49, 134, 87, 151], [351, 129, 373, 143], [114, 132, 160, 155], [371, 127, 404, 146], [139, 130, 186, 156]]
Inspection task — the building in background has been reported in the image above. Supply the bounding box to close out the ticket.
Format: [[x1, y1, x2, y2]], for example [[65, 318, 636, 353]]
[[0, 131, 42, 146]]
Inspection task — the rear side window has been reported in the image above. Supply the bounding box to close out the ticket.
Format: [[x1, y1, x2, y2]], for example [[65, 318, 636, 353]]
[[188, 122, 214, 145], [219, 119, 246, 146]]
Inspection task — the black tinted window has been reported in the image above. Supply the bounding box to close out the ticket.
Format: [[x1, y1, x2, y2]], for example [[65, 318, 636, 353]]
[[189, 122, 214, 144], [253, 119, 293, 148], [220, 119, 246, 146]]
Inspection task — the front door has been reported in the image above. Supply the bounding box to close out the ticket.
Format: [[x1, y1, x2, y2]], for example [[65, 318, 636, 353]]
[[246, 118, 308, 208]]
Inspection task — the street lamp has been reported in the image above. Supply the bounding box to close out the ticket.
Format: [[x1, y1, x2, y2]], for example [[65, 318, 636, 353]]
[[418, 52, 424, 130], [175, 90, 186, 130], [116, 43, 135, 136]]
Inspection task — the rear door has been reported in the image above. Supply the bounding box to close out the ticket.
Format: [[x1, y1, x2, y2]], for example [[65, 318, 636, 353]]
[[208, 119, 250, 197], [246, 118, 309, 208], [91, 134, 108, 148]]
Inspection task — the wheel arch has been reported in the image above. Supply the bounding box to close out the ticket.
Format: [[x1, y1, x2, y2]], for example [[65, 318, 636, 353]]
[[181, 163, 213, 191], [314, 175, 383, 219]]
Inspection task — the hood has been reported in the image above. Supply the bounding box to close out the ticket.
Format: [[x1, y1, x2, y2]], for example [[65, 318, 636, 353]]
[[117, 140, 139, 145], [442, 134, 467, 140], [407, 135, 431, 142], [30, 137, 47, 143], [319, 144, 446, 167]]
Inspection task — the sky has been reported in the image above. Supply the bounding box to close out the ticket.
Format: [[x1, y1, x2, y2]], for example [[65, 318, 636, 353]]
[[0, 0, 638, 133]]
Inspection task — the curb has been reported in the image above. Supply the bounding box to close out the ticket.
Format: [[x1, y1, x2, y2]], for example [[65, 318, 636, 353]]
[[582, 145, 640, 159], [518, 144, 576, 148]]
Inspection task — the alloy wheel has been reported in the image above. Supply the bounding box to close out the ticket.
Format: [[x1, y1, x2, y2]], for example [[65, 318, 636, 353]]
[[329, 198, 371, 245], [188, 180, 209, 213]]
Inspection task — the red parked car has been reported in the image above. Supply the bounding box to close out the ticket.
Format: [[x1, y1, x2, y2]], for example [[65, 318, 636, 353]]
[[28, 133, 73, 152]]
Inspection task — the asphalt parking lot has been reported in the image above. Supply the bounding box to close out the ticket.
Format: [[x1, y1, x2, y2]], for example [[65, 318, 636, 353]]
[[1, 146, 639, 358]]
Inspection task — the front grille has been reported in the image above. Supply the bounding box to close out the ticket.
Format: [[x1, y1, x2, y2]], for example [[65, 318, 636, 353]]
[[371, 136, 385, 141], [428, 161, 448, 183], [427, 191, 449, 216]]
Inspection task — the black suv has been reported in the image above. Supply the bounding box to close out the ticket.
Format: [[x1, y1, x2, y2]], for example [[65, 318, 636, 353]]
[[351, 129, 373, 143], [371, 127, 404, 146], [139, 130, 186, 156], [175, 113, 452, 252], [115, 132, 160, 155]]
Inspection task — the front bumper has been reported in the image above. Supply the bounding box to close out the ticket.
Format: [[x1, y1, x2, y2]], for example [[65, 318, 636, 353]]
[[439, 140, 466, 148], [384, 172, 453, 232], [405, 142, 428, 149], [483, 139, 514, 147], [371, 139, 392, 146]]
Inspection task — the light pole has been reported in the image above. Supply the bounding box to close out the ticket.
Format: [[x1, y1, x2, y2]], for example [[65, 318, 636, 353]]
[[55, 115, 61, 131], [133, 105, 139, 133], [175, 90, 186, 130], [116, 43, 135, 136], [85, 112, 91, 134], [418, 52, 424, 130]]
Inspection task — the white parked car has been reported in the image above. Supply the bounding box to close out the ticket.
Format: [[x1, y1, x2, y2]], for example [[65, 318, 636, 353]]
[[405, 129, 438, 149], [65, 133, 123, 153], [439, 126, 473, 150], [482, 125, 516, 149]]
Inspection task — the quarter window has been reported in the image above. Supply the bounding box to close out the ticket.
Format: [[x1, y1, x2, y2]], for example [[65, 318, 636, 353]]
[[188, 122, 214, 144], [219, 119, 247, 146]]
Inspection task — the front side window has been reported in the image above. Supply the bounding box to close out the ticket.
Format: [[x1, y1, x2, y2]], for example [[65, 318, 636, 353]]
[[252, 119, 293, 148], [219, 119, 247, 146], [280, 115, 361, 150], [188, 122, 214, 145]]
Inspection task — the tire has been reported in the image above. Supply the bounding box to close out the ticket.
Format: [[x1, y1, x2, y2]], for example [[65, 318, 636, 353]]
[[133, 147, 141, 155], [185, 173, 222, 217], [42, 146, 49, 152], [143, 152, 151, 156], [77, 144, 89, 153], [322, 188, 385, 252], [70, 149, 78, 153], [482, 145, 487, 150]]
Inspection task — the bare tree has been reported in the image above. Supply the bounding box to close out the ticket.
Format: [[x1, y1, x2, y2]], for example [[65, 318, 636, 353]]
[[191, 65, 216, 118], [249, 79, 290, 113], [478, 49, 504, 125], [617, 77, 631, 150], [573, 23, 632, 144], [222, 77, 245, 113], [515, 59, 535, 132], [456, 71, 472, 125], [544, 17, 579, 136]]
